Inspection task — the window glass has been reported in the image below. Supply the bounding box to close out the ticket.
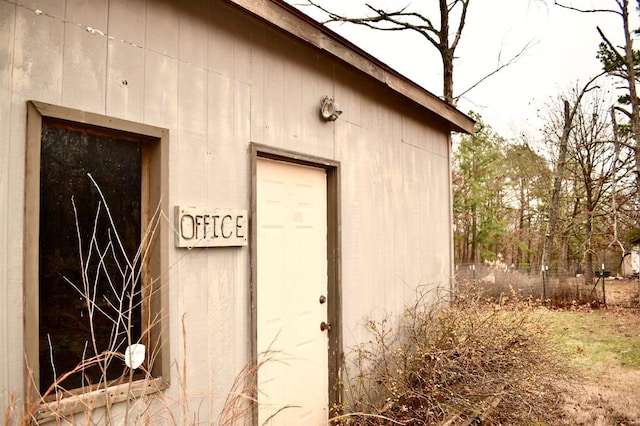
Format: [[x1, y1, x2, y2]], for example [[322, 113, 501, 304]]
[[39, 119, 142, 391]]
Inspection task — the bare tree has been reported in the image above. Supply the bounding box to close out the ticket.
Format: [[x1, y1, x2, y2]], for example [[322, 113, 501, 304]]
[[540, 78, 601, 288], [567, 91, 618, 286], [297, 0, 530, 105], [555, 0, 640, 202]]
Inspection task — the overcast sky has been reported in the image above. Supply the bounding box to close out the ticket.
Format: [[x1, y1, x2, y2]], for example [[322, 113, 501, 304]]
[[286, 1, 634, 140]]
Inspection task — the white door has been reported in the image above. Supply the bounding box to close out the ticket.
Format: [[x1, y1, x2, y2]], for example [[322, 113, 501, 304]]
[[256, 158, 329, 425]]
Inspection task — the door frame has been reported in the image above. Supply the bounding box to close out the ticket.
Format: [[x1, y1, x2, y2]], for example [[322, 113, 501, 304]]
[[250, 143, 342, 423]]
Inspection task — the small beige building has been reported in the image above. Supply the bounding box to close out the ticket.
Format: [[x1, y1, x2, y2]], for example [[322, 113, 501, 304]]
[[0, 0, 473, 424]]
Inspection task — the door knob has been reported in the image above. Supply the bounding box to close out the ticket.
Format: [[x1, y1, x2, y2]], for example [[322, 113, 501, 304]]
[[320, 321, 332, 332]]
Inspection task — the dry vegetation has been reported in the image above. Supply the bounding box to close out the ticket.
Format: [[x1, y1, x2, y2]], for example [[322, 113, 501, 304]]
[[335, 271, 640, 426], [7, 263, 640, 424], [334, 285, 572, 425], [467, 269, 640, 426]]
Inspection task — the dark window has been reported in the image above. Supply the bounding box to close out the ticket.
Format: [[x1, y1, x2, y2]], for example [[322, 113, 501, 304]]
[[38, 119, 143, 392]]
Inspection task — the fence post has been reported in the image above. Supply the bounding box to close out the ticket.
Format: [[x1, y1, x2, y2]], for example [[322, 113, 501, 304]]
[[542, 264, 548, 304], [601, 263, 606, 307]]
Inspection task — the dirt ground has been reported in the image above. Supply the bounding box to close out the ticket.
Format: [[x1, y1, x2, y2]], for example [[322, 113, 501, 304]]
[[604, 278, 640, 306], [559, 278, 640, 426]]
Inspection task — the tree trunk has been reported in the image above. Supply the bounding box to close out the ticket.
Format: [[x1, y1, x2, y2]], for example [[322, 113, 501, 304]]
[[542, 100, 572, 272], [471, 204, 477, 263], [439, 0, 455, 104], [619, 0, 640, 204], [584, 249, 594, 289], [526, 216, 532, 270], [517, 179, 525, 264]]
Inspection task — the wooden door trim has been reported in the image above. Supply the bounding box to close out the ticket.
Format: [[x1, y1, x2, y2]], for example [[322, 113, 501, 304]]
[[250, 143, 342, 423]]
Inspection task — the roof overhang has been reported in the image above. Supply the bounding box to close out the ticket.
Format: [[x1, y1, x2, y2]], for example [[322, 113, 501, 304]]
[[223, 0, 475, 134]]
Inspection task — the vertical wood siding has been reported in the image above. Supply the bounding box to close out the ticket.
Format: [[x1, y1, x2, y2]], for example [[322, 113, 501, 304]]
[[1, 0, 453, 421], [0, 0, 15, 410]]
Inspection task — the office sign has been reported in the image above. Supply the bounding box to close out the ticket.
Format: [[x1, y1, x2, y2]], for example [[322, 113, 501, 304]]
[[175, 206, 248, 248]]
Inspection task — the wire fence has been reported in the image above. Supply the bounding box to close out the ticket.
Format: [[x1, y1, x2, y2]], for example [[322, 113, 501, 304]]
[[453, 262, 613, 304], [455, 262, 584, 279]]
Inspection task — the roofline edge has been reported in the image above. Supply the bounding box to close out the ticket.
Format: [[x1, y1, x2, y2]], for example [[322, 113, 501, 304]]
[[223, 0, 475, 134]]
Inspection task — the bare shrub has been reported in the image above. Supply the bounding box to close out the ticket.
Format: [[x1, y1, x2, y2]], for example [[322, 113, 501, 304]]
[[335, 284, 572, 425], [5, 178, 268, 425]]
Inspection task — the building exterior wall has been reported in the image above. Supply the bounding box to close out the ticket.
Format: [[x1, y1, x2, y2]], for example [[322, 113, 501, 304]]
[[1, 0, 455, 421]]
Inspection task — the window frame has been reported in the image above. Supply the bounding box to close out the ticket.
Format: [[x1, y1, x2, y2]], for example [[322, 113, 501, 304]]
[[24, 101, 170, 420]]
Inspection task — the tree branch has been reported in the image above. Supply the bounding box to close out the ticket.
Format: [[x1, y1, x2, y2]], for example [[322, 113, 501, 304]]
[[597, 26, 628, 66], [554, 1, 622, 17], [450, 0, 470, 52], [455, 40, 535, 102]]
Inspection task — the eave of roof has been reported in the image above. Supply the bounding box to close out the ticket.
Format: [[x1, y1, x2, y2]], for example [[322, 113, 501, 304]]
[[223, 0, 475, 134]]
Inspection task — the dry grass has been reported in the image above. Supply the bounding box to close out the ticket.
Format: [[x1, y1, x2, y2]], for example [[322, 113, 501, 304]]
[[560, 363, 640, 426], [547, 282, 640, 426]]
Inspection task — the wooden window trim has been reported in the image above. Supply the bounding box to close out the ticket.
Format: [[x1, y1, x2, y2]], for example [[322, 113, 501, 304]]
[[24, 101, 170, 420], [33, 378, 166, 424]]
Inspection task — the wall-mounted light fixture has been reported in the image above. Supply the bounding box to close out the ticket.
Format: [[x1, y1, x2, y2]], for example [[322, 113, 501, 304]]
[[320, 96, 342, 121]]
